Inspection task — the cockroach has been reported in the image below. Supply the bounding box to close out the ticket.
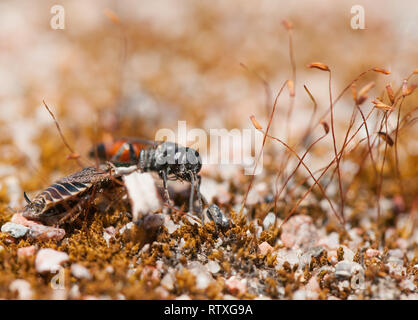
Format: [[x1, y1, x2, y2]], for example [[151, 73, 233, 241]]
[[22, 163, 137, 226]]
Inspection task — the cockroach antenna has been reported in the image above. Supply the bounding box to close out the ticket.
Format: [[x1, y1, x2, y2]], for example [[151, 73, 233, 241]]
[[23, 192, 32, 205]]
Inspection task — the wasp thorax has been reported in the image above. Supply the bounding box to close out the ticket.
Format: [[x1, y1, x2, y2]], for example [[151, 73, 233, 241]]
[[139, 142, 202, 180]]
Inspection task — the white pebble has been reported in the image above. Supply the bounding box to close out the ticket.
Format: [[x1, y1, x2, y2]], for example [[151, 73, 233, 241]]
[[164, 218, 179, 234], [1, 222, 29, 238], [195, 271, 213, 290], [206, 260, 221, 274], [9, 279, 33, 300], [119, 222, 135, 235], [341, 245, 355, 262], [276, 249, 301, 268], [161, 273, 174, 290], [71, 263, 92, 280], [69, 285, 80, 299], [263, 212, 277, 230], [293, 289, 307, 300], [123, 172, 162, 221], [335, 261, 363, 278], [35, 248, 69, 273], [105, 266, 114, 274]]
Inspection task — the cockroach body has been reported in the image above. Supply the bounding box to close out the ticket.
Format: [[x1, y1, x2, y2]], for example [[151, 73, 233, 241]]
[[22, 163, 133, 226]]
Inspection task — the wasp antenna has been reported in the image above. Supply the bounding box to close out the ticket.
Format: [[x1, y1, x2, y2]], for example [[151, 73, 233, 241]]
[[23, 192, 32, 205]]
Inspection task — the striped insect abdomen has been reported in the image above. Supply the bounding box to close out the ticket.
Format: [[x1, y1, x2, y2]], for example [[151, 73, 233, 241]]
[[37, 182, 91, 210], [22, 166, 111, 225]]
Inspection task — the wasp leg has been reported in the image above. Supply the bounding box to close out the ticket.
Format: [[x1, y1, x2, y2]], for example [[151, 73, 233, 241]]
[[160, 169, 171, 204], [128, 142, 137, 162], [189, 171, 195, 215], [195, 174, 204, 223]]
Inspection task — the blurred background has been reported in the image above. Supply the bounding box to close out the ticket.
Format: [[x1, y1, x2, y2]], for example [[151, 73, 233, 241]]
[[0, 0, 417, 209]]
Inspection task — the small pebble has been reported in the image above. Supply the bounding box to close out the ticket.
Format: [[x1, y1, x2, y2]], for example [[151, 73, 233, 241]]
[[276, 249, 300, 268], [9, 279, 33, 300], [69, 285, 80, 299], [306, 276, 321, 294], [194, 270, 213, 290], [105, 266, 114, 274], [335, 261, 363, 278], [35, 248, 69, 273], [51, 290, 68, 300], [103, 227, 116, 247], [140, 244, 150, 254], [11, 214, 65, 241], [141, 265, 160, 281], [400, 279, 416, 291], [262, 212, 277, 230], [366, 248, 380, 258], [71, 263, 92, 280], [293, 289, 307, 300], [258, 241, 274, 255], [123, 171, 162, 221], [155, 286, 169, 299], [225, 276, 247, 295], [119, 222, 135, 235], [17, 246, 36, 258], [164, 218, 179, 234], [206, 260, 221, 274], [1, 222, 29, 238], [160, 273, 174, 290], [341, 245, 355, 262], [317, 232, 340, 250]]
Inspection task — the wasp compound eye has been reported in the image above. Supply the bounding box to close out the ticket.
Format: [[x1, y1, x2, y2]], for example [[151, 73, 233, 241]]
[[207, 204, 229, 228]]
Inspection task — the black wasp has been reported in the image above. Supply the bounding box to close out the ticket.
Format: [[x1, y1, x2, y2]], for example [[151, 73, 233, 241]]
[[91, 139, 203, 217], [90, 138, 227, 225]]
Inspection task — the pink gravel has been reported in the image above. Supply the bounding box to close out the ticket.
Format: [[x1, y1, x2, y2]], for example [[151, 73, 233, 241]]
[[11, 214, 65, 241], [258, 241, 274, 255], [17, 246, 36, 258], [225, 276, 247, 295]]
